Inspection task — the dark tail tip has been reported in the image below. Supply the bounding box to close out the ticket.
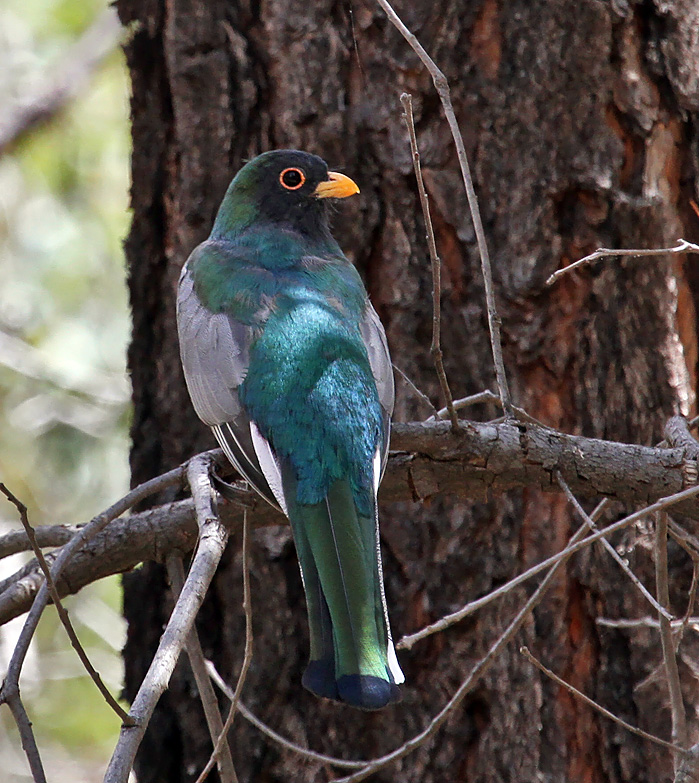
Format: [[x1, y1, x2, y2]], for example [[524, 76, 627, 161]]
[[303, 664, 402, 710], [336, 674, 402, 711], [303, 659, 340, 702]]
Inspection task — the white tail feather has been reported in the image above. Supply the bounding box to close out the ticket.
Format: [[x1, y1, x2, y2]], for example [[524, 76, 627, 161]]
[[249, 421, 289, 516]]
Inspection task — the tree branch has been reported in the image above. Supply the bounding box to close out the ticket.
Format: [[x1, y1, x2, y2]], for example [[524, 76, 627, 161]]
[[2, 421, 699, 625], [520, 646, 684, 754], [546, 239, 699, 286], [167, 556, 237, 783], [656, 512, 689, 762], [400, 92, 459, 430]]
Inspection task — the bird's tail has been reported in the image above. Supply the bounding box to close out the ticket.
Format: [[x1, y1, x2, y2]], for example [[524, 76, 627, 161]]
[[286, 477, 403, 710]]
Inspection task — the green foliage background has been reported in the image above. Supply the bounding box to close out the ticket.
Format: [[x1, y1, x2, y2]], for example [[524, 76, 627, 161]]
[[0, 1, 131, 778]]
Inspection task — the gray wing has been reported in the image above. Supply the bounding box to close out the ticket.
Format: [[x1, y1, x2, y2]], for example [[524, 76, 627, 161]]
[[359, 301, 395, 479], [177, 263, 280, 510]]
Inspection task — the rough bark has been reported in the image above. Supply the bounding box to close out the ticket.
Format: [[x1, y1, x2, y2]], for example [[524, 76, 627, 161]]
[[115, 0, 699, 781]]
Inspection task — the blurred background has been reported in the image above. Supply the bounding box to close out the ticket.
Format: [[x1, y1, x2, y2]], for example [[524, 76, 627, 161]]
[[0, 0, 130, 779]]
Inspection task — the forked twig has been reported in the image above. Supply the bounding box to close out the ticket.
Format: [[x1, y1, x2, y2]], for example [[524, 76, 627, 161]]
[[376, 0, 513, 417], [401, 92, 459, 430], [655, 512, 688, 761], [105, 455, 229, 783], [399, 482, 699, 650], [167, 556, 237, 783], [195, 509, 253, 783], [0, 461, 186, 783], [0, 484, 131, 723], [554, 473, 673, 621], [520, 646, 684, 754], [546, 239, 699, 286]]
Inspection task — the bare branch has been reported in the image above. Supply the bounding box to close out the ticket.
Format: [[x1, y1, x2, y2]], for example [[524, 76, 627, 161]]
[[206, 662, 367, 770], [0, 523, 80, 559], [0, 459, 184, 757], [0, 9, 122, 155], [429, 390, 500, 421], [520, 646, 684, 754], [376, 0, 513, 417], [167, 556, 237, 783], [596, 617, 699, 630], [195, 510, 253, 783], [554, 472, 673, 620], [104, 455, 228, 783], [400, 92, 459, 430], [0, 484, 131, 723], [546, 239, 699, 286], [655, 512, 689, 760], [5, 421, 699, 626]]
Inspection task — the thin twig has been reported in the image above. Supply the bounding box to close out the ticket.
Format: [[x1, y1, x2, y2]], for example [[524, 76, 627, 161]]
[[546, 239, 699, 286], [392, 363, 438, 416], [401, 92, 459, 430], [554, 472, 673, 621], [376, 0, 512, 417], [520, 646, 684, 755], [596, 617, 699, 630], [656, 511, 688, 760], [196, 510, 253, 783], [104, 455, 228, 783], [206, 662, 367, 769], [0, 462, 185, 746], [167, 556, 237, 783], [399, 481, 699, 649], [6, 694, 47, 783], [429, 390, 500, 421], [0, 8, 122, 154], [332, 509, 590, 783]]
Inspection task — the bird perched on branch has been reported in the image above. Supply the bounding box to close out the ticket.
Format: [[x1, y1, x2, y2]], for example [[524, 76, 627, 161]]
[[176, 150, 404, 710]]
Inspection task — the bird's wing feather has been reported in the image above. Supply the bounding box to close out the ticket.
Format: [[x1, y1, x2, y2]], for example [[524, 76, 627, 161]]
[[177, 264, 280, 510], [177, 266, 248, 424]]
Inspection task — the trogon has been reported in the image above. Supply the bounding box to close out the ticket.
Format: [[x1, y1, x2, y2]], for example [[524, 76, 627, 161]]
[[177, 150, 404, 710]]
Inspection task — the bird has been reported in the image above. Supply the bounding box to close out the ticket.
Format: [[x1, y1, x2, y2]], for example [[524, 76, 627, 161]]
[[176, 149, 404, 710]]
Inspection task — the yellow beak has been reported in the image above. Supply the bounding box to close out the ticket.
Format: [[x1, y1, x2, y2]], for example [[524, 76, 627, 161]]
[[313, 171, 360, 199]]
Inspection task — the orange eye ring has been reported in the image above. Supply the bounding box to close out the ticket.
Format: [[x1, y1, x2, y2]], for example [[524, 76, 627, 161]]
[[279, 167, 306, 190]]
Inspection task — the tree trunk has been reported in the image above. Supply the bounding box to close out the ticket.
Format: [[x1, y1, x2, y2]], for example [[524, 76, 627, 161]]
[[115, 0, 699, 780]]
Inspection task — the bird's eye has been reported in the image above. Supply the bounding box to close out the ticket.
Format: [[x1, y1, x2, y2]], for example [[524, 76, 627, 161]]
[[280, 167, 306, 190]]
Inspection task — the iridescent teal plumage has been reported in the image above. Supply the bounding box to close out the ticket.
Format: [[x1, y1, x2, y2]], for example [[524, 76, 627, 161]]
[[177, 150, 403, 709]]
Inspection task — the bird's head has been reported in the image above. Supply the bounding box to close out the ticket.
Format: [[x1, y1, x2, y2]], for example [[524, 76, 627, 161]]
[[212, 150, 359, 239]]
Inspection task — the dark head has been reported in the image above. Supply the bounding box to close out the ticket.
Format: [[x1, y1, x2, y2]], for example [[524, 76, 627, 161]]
[[211, 150, 359, 239]]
